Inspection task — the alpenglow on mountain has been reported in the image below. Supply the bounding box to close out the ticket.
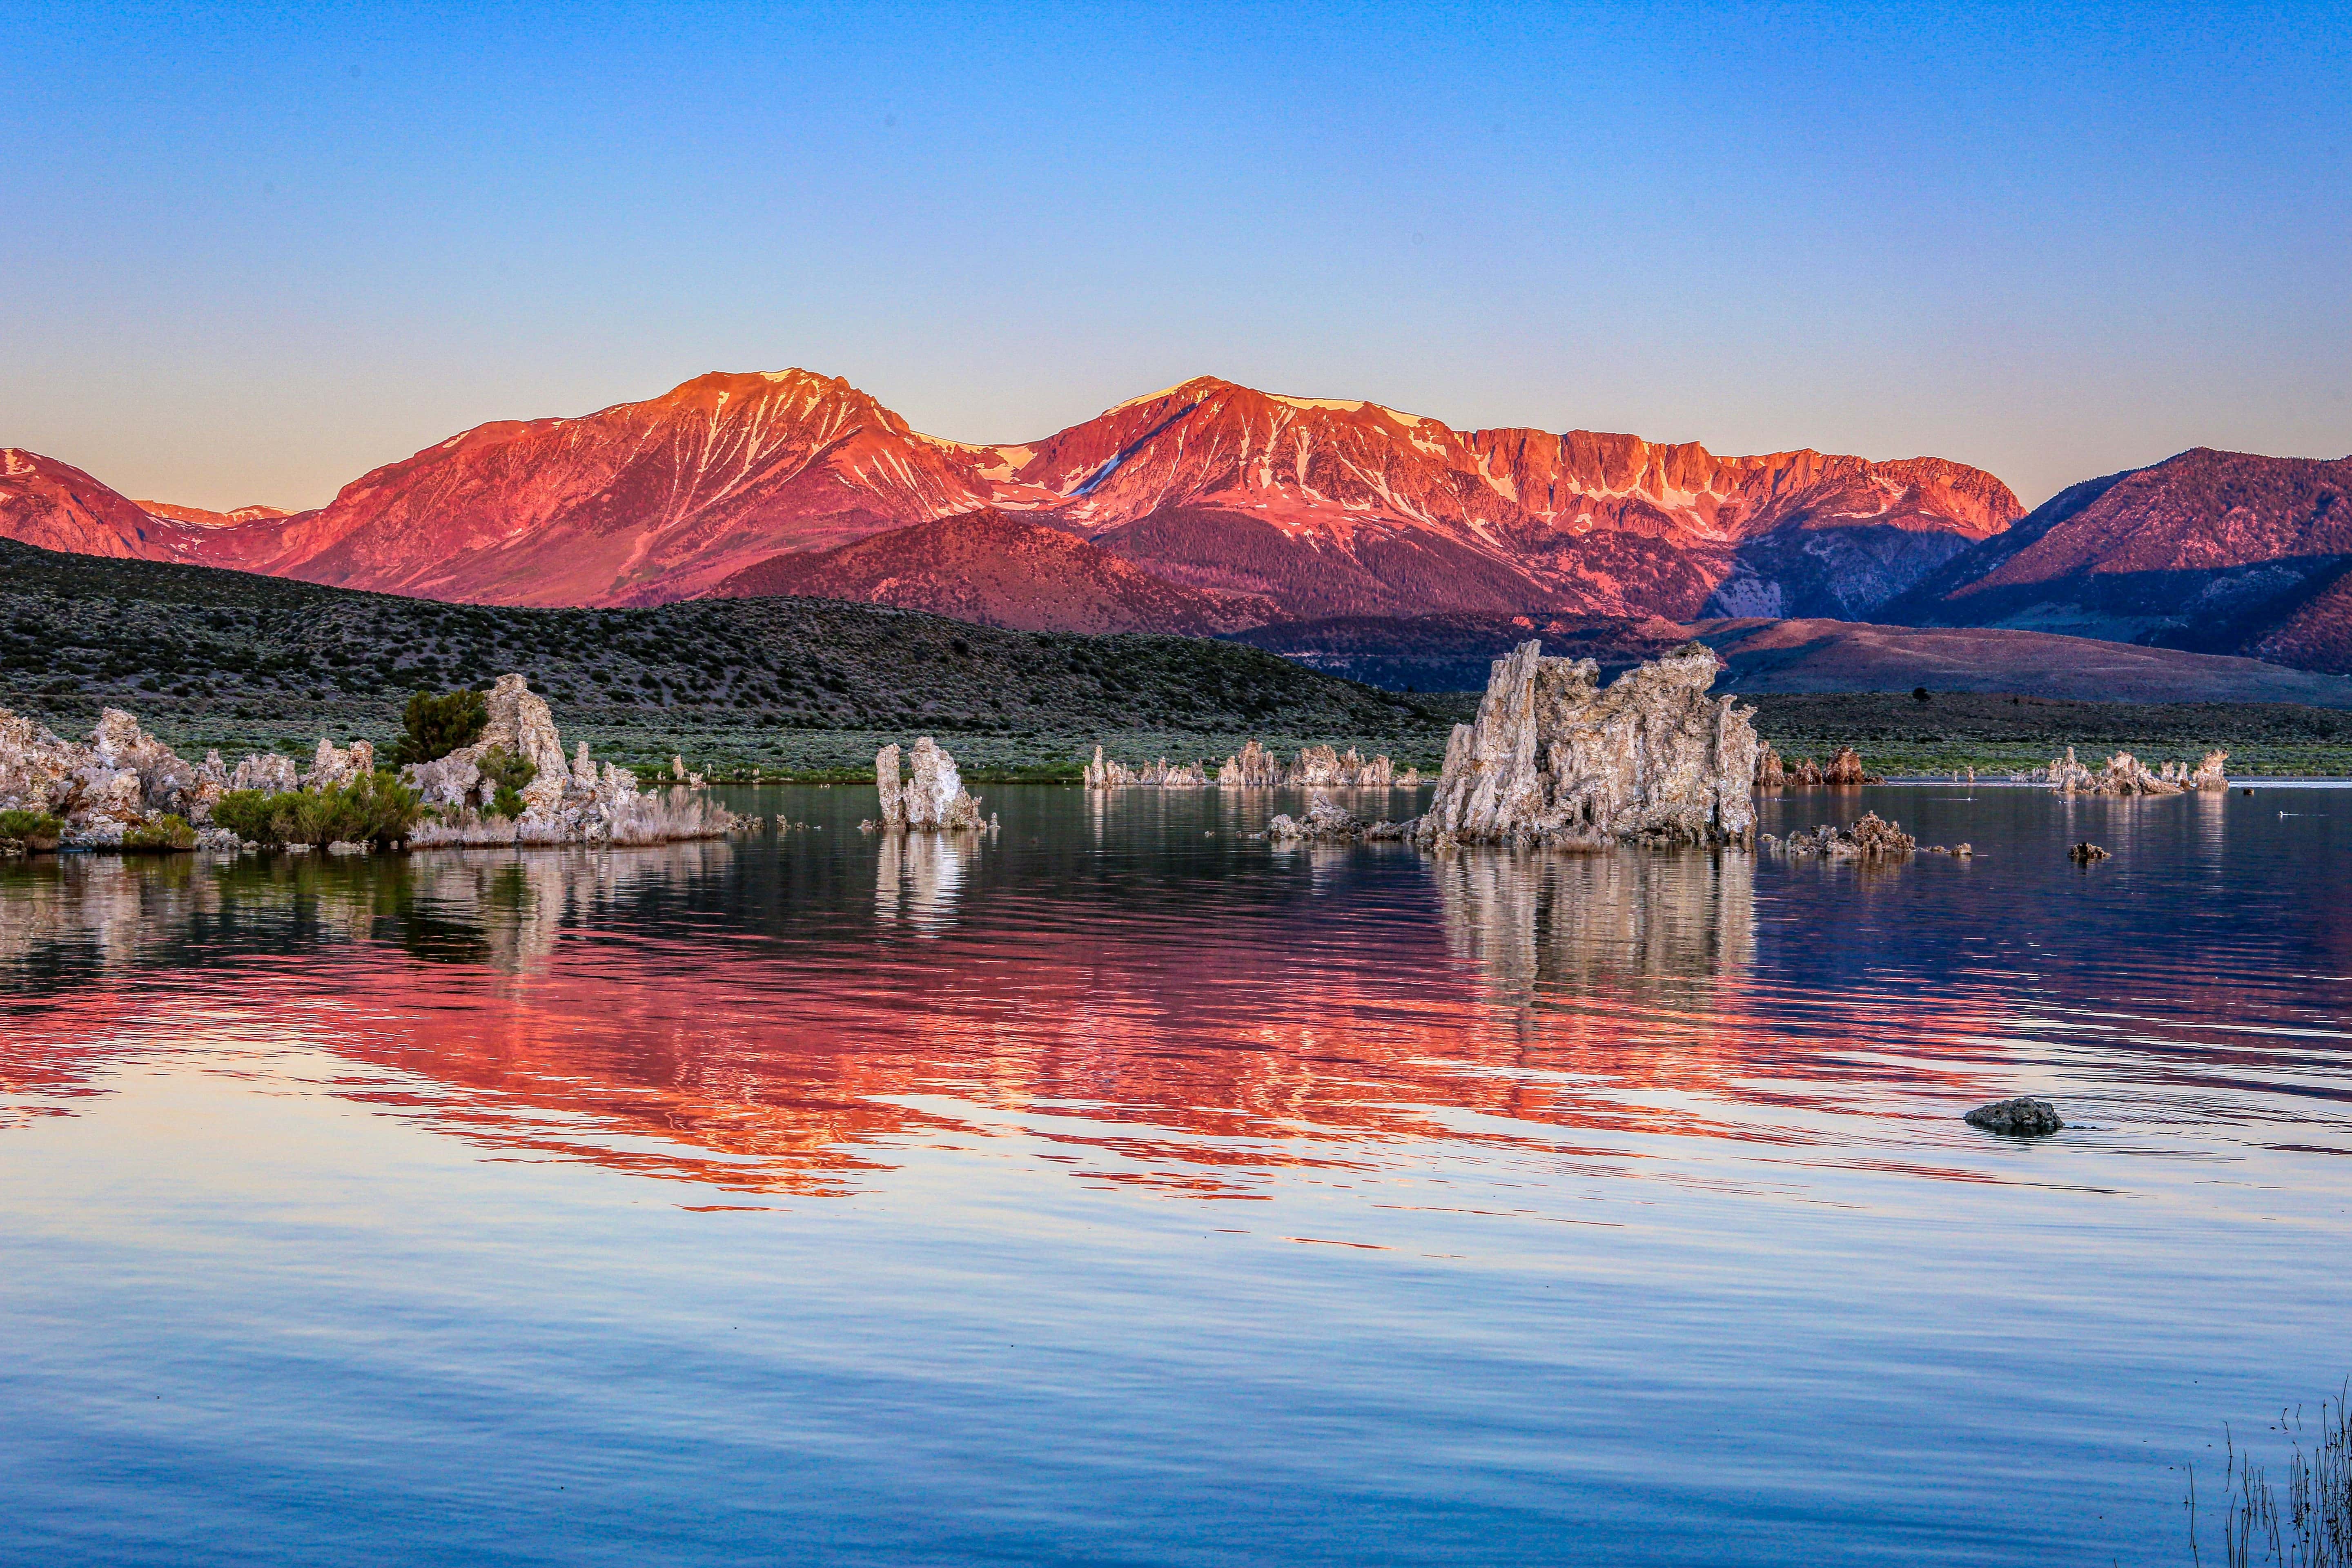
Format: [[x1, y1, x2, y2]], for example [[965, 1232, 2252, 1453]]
[[0, 371, 2023, 627]]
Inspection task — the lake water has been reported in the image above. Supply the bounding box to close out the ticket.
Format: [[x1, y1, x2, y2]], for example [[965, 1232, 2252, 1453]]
[[3, 784, 2347, 1566]]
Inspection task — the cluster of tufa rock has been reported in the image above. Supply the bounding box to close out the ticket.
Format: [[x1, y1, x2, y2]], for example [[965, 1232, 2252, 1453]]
[[0, 675, 741, 854], [866, 738, 993, 833], [0, 703, 325, 851], [1413, 641, 1759, 851], [1763, 812, 1921, 860], [1257, 800, 1417, 843], [1755, 744, 1876, 788], [1085, 741, 1419, 790], [400, 675, 740, 848], [2013, 746, 2229, 795]]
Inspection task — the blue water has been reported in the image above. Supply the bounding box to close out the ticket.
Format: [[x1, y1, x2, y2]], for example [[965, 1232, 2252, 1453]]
[[2, 784, 2346, 1565]]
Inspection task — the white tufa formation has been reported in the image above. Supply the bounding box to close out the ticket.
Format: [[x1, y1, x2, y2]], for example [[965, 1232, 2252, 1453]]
[[1415, 640, 1759, 849], [868, 737, 986, 832], [0, 704, 323, 848], [2013, 746, 2230, 794], [401, 675, 737, 847], [1090, 738, 1417, 788]]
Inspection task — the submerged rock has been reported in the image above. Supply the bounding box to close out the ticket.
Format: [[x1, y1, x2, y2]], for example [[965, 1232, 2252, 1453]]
[[1413, 640, 1758, 849], [1964, 1097, 2065, 1136], [1770, 812, 1918, 860], [2068, 841, 2111, 863], [1260, 800, 1419, 843]]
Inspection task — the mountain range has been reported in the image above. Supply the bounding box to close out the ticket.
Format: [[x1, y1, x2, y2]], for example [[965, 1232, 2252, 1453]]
[[4, 371, 2345, 675], [1, 370, 2020, 621]]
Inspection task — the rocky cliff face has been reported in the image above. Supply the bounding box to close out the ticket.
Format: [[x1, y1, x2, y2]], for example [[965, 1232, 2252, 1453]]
[[1416, 640, 1760, 848]]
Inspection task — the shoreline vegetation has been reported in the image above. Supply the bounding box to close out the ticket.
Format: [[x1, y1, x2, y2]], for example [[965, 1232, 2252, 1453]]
[[3, 534, 2345, 795]]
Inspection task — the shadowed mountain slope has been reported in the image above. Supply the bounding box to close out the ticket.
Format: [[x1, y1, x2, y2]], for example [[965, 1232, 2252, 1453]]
[[697, 509, 1277, 634], [1884, 449, 2352, 672]]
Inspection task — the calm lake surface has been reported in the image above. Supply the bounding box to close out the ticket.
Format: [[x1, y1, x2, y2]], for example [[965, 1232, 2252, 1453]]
[[3, 783, 2347, 1566]]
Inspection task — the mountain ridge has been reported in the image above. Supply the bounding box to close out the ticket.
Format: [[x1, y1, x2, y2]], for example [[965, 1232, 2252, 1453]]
[[2, 370, 2023, 623]]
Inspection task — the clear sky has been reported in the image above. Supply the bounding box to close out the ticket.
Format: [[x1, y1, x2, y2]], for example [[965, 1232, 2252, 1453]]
[[5, 1, 2347, 512]]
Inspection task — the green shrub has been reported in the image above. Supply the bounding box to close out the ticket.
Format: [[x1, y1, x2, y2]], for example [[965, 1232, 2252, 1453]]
[[387, 688, 489, 767], [207, 773, 423, 848], [477, 745, 537, 821], [0, 808, 64, 845], [0, 808, 64, 839], [209, 790, 280, 845], [121, 815, 196, 852]]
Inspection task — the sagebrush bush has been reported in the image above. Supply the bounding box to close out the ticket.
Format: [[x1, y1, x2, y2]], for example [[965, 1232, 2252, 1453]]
[[209, 772, 423, 848], [120, 815, 196, 852], [0, 808, 65, 843]]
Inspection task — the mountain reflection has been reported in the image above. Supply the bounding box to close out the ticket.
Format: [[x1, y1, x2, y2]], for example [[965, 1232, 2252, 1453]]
[[7, 787, 2346, 1192]]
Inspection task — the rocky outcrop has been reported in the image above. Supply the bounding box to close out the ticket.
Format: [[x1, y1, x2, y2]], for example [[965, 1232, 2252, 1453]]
[[1258, 800, 1417, 843], [2018, 746, 2232, 795], [866, 737, 987, 832], [1823, 746, 1867, 786], [229, 752, 298, 794], [1964, 1097, 2065, 1136], [2069, 841, 2111, 863], [303, 737, 376, 791], [1755, 744, 1786, 788], [874, 743, 904, 827], [1765, 812, 1917, 860], [1413, 640, 1759, 849]]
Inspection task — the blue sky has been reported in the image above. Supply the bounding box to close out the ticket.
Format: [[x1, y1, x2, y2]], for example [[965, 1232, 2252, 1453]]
[[5, 1, 2347, 509]]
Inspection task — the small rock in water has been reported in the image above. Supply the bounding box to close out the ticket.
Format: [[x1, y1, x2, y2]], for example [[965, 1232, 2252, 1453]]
[[2068, 841, 2110, 863], [1964, 1097, 2065, 1136]]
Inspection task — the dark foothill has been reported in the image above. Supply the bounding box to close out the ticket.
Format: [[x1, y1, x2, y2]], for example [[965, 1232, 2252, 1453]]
[[1964, 1097, 2065, 1136]]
